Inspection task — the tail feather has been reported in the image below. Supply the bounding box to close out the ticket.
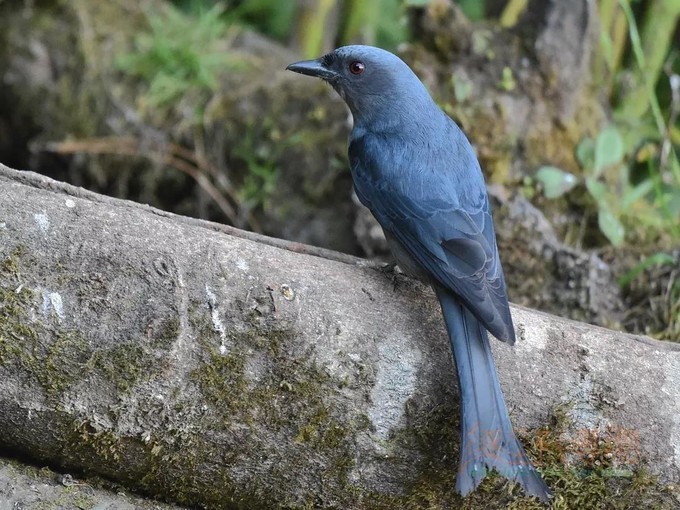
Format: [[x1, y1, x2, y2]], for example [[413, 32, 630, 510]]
[[435, 286, 551, 502]]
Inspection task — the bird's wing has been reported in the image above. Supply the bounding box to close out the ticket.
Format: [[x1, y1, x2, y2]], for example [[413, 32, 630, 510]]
[[350, 132, 515, 344]]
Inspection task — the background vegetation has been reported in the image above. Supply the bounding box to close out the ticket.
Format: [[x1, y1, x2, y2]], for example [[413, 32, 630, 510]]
[[160, 0, 680, 245], [122, 0, 680, 336]]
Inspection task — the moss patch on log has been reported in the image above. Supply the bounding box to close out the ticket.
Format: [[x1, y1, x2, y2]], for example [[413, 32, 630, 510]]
[[359, 404, 679, 509], [0, 246, 41, 373], [0, 247, 167, 397], [178, 297, 372, 507]]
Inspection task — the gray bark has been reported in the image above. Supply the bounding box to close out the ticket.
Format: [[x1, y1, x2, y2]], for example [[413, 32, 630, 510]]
[[0, 163, 679, 509]]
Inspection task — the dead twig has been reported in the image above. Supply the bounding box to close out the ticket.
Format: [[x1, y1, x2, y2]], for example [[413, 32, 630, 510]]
[[40, 136, 259, 230]]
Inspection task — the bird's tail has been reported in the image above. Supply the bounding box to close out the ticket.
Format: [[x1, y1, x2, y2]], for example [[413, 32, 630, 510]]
[[435, 287, 550, 502]]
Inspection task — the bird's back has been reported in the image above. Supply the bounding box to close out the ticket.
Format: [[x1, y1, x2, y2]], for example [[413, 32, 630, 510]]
[[350, 112, 515, 344]]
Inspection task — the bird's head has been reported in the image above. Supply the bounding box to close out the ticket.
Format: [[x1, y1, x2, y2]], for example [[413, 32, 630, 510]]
[[286, 45, 434, 128]]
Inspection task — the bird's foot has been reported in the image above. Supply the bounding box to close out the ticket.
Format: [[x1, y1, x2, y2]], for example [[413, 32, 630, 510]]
[[380, 264, 409, 291], [378, 262, 398, 274]]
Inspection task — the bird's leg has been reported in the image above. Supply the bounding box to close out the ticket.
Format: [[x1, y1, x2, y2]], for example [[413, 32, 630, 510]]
[[376, 262, 409, 291], [378, 261, 398, 273]]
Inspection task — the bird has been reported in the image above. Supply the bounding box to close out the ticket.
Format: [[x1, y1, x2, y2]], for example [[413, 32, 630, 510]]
[[286, 45, 550, 502]]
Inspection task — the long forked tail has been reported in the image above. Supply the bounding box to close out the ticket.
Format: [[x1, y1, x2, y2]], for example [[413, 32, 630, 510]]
[[434, 287, 551, 502]]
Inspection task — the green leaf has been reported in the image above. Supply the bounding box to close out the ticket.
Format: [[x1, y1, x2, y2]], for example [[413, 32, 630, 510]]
[[452, 75, 473, 103], [594, 126, 624, 177], [598, 207, 625, 246], [499, 67, 516, 92], [535, 166, 578, 199], [457, 0, 485, 20], [622, 179, 653, 209], [576, 137, 595, 169], [600, 32, 615, 70], [585, 177, 607, 202]]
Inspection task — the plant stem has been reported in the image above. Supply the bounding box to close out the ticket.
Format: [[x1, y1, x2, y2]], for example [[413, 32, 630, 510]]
[[341, 0, 379, 45], [499, 0, 528, 27], [597, 0, 628, 93], [618, 0, 680, 119], [296, 0, 338, 59]]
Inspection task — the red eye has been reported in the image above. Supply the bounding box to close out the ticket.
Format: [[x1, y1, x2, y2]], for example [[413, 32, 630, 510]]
[[349, 61, 365, 75]]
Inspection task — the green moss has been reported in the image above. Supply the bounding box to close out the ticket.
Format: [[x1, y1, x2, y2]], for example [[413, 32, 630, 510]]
[[90, 343, 156, 393], [346, 401, 677, 509], [0, 247, 163, 397], [151, 316, 181, 349], [38, 331, 92, 396], [74, 421, 124, 462], [174, 299, 371, 507], [0, 247, 40, 370], [0, 252, 20, 275], [358, 396, 462, 509], [189, 306, 360, 451]]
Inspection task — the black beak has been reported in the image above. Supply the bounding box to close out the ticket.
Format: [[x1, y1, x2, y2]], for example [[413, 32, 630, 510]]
[[286, 59, 337, 80]]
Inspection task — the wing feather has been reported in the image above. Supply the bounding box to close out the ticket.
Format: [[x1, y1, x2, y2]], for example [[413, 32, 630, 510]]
[[350, 128, 515, 344]]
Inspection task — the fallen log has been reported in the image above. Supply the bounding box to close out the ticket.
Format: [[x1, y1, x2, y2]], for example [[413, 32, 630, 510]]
[[0, 163, 678, 508]]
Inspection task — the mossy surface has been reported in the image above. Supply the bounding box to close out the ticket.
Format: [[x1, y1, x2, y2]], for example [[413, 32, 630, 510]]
[[178, 296, 371, 508], [151, 294, 679, 509], [0, 246, 41, 372], [0, 247, 167, 398], [2, 244, 677, 509], [334, 401, 678, 510]]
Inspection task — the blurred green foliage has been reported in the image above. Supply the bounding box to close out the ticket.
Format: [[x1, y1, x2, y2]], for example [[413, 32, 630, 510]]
[[171, 0, 411, 54], [232, 123, 303, 209], [140, 0, 678, 249], [535, 0, 680, 248], [536, 125, 647, 247], [117, 3, 247, 118], [456, 0, 486, 20]]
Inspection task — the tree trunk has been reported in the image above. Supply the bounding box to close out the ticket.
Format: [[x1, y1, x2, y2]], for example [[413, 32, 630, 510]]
[[0, 163, 679, 508]]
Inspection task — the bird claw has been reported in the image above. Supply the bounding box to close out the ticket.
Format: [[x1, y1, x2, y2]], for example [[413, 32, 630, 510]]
[[378, 262, 398, 274], [377, 263, 408, 291]]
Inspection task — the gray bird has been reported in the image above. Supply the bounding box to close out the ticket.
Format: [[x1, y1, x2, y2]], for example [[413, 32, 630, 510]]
[[287, 45, 550, 502]]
